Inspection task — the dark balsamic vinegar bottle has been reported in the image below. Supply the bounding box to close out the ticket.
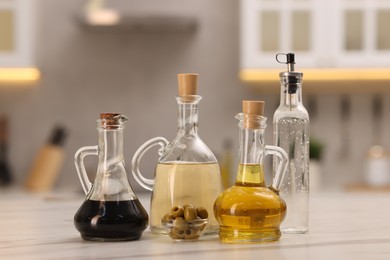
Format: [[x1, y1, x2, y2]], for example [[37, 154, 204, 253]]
[[74, 113, 148, 241]]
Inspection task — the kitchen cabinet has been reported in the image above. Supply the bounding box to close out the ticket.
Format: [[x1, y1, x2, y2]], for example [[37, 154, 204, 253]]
[[0, 0, 38, 84], [241, 0, 318, 69], [336, 0, 390, 68], [240, 0, 390, 92], [241, 0, 390, 69], [0, 0, 34, 67]]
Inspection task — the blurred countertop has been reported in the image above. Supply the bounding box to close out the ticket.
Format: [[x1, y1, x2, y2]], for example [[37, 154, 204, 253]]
[[0, 191, 390, 260]]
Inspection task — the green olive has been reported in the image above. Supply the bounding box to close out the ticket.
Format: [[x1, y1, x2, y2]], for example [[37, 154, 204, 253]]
[[183, 204, 194, 209], [190, 225, 200, 232], [173, 217, 189, 231], [183, 228, 199, 239], [170, 229, 184, 239], [173, 228, 185, 235], [171, 206, 184, 218], [169, 231, 183, 239], [162, 213, 174, 221], [199, 223, 207, 231], [184, 207, 197, 221], [197, 207, 209, 219]]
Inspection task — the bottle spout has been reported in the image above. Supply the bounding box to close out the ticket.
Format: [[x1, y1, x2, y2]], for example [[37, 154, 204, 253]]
[[276, 53, 295, 72], [113, 114, 128, 123], [276, 53, 302, 96], [98, 113, 128, 129]]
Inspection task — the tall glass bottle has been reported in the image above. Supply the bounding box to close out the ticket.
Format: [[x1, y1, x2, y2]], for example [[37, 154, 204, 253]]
[[132, 73, 223, 235], [214, 100, 288, 243], [273, 53, 310, 234], [74, 113, 148, 241]]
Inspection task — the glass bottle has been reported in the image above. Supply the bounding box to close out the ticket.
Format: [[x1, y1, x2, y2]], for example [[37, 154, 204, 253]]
[[74, 113, 148, 241], [132, 73, 223, 235], [273, 53, 310, 234], [214, 100, 288, 243]]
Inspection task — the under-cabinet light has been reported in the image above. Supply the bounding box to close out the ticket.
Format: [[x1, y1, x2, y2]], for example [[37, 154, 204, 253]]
[[0, 68, 40, 84], [86, 10, 120, 25], [240, 68, 390, 82]]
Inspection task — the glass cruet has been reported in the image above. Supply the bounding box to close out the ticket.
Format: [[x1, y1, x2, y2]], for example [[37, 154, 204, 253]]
[[74, 113, 148, 241], [131, 73, 223, 235], [214, 100, 288, 243], [273, 53, 310, 234]]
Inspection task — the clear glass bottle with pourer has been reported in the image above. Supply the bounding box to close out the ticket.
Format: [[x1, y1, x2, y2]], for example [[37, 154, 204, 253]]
[[214, 100, 288, 243], [273, 53, 310, 234], [132, 73, 223, 235]]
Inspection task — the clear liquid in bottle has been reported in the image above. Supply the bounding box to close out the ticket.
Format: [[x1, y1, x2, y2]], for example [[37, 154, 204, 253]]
[[274, 117, 309, 233]]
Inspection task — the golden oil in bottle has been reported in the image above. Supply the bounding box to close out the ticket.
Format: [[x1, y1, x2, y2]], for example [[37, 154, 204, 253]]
[[214, 164, 286, 243]]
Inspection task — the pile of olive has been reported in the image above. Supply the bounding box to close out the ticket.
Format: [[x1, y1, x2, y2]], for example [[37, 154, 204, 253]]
[[162, 205, 208, 240]]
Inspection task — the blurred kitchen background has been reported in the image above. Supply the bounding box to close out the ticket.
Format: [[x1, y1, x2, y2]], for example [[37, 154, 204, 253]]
[[1, 0, 390, 193]]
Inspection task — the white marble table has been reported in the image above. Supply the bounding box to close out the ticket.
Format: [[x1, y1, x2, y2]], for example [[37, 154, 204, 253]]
[[1, 191, 390, 260]]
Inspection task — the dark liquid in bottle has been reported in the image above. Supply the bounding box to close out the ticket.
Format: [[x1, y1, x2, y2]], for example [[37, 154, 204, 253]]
[[74, 199, 149, 241]]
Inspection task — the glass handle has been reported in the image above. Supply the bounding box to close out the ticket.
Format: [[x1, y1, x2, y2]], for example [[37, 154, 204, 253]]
[[131, 137, 169, 191], [74, 145, 98, 195], [265, 145, 288, 192]]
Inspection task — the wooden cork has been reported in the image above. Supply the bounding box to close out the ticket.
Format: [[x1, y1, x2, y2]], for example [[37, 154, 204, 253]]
[[100, 113, 120, 120], [243, 100, 265, 116], [242, 100, 265, 128], [100, 113, 121, 128], [178, 73, 198, 96]]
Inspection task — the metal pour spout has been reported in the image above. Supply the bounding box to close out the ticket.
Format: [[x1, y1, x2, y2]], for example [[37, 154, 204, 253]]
[[276, 53, 295, 72]]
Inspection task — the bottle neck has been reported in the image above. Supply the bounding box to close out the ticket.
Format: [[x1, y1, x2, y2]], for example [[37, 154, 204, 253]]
[[280, 83, 303, 108], [176, 96, 200, 136], [236, 126, 265, 186], [98, 128, 124, 168]]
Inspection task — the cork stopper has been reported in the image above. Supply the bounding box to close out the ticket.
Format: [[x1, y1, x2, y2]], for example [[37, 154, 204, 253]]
[[100, 112, 120, 121], [243, 100, 265, 116], [242, 100, 265, 129], [178, 73, 198, 96], [99, 113, 125, 129]]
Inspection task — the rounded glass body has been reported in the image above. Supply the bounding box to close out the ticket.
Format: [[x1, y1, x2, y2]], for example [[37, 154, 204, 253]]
[[132, 96, 223, 236]]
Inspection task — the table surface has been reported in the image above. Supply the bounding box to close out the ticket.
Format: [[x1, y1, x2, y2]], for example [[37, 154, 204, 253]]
[[1, 191, 390, 260]]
